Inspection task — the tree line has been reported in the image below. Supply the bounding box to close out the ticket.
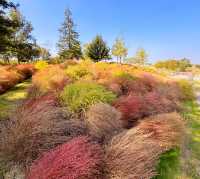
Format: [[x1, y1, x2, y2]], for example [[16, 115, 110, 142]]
[[2, 1, 191, 66], [57, 8, 149, 64]]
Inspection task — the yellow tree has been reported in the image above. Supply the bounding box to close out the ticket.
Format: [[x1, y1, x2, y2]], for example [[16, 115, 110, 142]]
[[135, 48, 148, 65], [112, 38, 128, 63]]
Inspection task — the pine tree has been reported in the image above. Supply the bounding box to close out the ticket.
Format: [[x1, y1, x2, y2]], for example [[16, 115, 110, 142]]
[[57, 8, 82, 59], [86, 35, 110, 62], [112, 37, 128, 64]]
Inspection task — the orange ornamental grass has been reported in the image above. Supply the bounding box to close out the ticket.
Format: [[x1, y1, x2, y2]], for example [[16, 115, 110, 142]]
[[0, 64, 35, 94], [15, 64, 35, 78], [105, 112, 185, 179], [32, 65, 71, 94]]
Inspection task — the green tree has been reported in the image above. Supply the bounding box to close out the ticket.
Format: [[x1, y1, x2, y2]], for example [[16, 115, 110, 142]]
[[39, 47, 51, 60], [57, 8, 82, 59], [155, 58, 191, 72], [179, 58, 191, 71], [86, 35, 110, 62], [112, 37, 128, 64], [134, 48, 148, 65], [0, 0, 17, 57], [82, 43, 89, 59], [9, 8, 39, 62]]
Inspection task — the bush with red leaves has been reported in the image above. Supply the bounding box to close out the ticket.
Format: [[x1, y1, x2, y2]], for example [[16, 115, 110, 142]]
[[106, 73, 159, 96], [27, 136, 104, 179], [138, 72, 158, 92], [113, 94, 144, 127], [142, 91, 174, 116], [113, 91, 179, 127]]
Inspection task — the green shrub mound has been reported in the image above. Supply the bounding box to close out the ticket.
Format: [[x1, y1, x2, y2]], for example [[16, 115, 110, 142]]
[[60, 82, 116, 113], [65, 65, 91, 81]]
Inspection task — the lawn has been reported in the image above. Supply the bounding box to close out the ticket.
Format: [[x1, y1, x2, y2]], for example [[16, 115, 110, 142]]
[[153, 80, 200, 179], [0, 80, 31, 119], [180, 100, 200, 179]]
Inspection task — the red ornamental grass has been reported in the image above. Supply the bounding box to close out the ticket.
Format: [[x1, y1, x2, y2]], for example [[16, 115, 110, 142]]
[[113, 94, 144, 126], [27, 136, 104, 179], [113, 91, 178, 127], [139, 72, 158, 92]]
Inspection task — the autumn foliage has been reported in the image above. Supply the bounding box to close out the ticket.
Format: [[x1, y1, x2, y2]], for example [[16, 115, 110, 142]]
[[105, 113, 185, 179], [27, 136, 104, 179], [0, 64, 35, 94], [0, 94, 88, 167], [0, 61, 190, 178]]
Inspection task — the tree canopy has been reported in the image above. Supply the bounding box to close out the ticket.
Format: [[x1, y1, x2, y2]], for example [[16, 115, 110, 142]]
[[112, 37, 128, 63], [86, 35, 110, 62], [155, 58, 191, 72], [57, 8, 82, 60], [134, 48, 148, 65]]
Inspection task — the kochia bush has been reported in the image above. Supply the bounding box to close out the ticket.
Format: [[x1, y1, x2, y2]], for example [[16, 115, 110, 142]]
[[0, 94, 88, 167], [105, 113, 184, 179], [32, 65, 70, 94], [65, 64, 91, 81], [113, 94, 144, 127], [86, 103, 123, 142], [27, 136, 104, 179], [35, 60, 48, 70], [60, 82, 116, 113]]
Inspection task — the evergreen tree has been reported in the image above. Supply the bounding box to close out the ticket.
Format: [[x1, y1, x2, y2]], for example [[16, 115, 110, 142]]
[[0, 0, 17, 55], [57, 8, 82, 59], [86, 35, 110, 62], [112, 37, 128, 63]]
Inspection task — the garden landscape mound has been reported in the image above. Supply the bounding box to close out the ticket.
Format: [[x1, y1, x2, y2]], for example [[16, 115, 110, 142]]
[[0, 60, 193, 179]]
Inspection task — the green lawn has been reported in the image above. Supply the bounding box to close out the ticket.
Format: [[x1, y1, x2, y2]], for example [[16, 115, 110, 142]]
[[0, 80, 31, 119], [154, 80, 200, 179], [180, 100, 200, 179]]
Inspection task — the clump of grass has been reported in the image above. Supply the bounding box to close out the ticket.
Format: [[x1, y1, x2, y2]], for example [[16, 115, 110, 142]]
[[27, 136, 104, 179], [34, 60, 48, 70], [0, 94, 88, 168], [65, 64, 91, 81], [0, 64, 35, 94], [60, 82, 116, 113], [86, 103, 123, 142], [177, 79, 195, 101], [32, 65, 70, 94], [105, 113, 184, 179]]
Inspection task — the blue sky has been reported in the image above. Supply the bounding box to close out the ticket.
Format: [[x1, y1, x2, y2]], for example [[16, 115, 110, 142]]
[[13, 0, 200, 63]]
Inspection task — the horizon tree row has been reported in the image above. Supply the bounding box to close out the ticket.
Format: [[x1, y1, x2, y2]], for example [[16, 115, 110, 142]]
[[57, 8, 148, 64]]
